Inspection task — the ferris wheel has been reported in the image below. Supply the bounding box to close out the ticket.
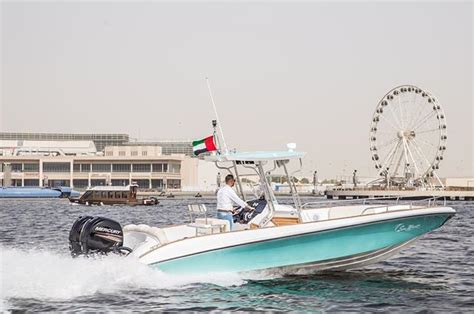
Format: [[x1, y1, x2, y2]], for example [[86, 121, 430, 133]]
[[369, 85, 447, 188]]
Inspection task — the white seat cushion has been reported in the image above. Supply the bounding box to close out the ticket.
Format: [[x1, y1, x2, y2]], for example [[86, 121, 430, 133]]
[[195, 218, 230, 232], [233, 223, 250, 231], [187, 222, 213, 230], [123, 224, 169, 244]]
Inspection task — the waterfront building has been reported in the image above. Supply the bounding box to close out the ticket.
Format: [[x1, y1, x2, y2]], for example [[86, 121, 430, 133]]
[[0, 132, 129, 151], [0, 140, 98, 156], [126, 140, 193, 156], [0, 133, 193, 155], [442, 177, 474, 189], [0, 142, 198, 190]]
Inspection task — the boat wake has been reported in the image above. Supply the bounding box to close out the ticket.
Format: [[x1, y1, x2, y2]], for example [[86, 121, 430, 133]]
[[0, 246, 247, 302]]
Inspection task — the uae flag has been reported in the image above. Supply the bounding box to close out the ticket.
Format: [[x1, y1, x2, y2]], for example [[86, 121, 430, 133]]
[[193, 135, 217, 155]]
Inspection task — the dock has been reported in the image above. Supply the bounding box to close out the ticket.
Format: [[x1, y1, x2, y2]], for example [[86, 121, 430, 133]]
[[325, 188, 474, 201]]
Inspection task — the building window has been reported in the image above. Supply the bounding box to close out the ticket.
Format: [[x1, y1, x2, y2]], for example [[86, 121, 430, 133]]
[[167, 179, 181, 189], [80, 164, 91, 172], [92, 164, 111, 172], [112, 164, 131, 172], [73, 179, 88, 188], [43, 162, 70, 173], [142, 151, 147, 156], [134, 179, 149, 188], [73, 164, 81, 172], [132, 164, 151, 172], [49, 179, 70, 187], [151, 179, 163, 189], [24, 179, 39, 186], [106, 151, 113, 156], [163, 163, 168, 172], [24, 163, 39, 172], [111, 179, 129, 186], [11, 163, 23, 172], [152, 163, 163, 172], [170, 163, 181, 173], [119, 151, 126, 156], [90, 179, 106, 186], [131, 151, 138, 156]]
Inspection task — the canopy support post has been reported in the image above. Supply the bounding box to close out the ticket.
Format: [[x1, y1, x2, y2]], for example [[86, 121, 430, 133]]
[[257, 161, 275, 226], [232, 161, 245, 200], [282, 161, 301, 210]]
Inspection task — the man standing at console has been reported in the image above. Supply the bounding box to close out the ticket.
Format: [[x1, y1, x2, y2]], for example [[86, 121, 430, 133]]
[[217, 174, 254, 230]]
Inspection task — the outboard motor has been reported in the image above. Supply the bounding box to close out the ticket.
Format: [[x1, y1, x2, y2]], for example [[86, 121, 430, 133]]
[[69, 216, 131, 257]]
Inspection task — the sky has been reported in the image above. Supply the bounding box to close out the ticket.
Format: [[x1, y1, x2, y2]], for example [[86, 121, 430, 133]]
[[1, 1, 472, 179]]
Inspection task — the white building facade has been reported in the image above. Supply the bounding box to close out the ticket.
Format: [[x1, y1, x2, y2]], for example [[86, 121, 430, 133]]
[[0, 142, 199, 191]]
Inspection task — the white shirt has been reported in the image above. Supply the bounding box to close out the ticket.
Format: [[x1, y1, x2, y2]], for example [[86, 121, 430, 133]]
[[217, 185, 247, 211]]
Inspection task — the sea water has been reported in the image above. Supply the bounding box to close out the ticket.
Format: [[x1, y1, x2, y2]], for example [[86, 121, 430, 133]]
[[1, 198, 473, 311]]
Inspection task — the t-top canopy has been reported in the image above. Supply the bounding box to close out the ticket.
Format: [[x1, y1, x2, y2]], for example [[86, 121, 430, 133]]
[[205, 150, 306, 162]]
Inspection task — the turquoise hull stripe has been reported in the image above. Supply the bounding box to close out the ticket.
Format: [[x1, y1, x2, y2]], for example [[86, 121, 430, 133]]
[[152, 214, 451, 274]]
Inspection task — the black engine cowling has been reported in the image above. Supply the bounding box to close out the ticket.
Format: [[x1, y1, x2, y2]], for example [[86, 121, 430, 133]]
[[69, 216, 131, 257], [234, 198, 268, 224]]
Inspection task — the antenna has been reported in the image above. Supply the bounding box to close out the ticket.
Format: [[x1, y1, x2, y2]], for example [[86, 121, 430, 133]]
[[206, 77, 228, 153]]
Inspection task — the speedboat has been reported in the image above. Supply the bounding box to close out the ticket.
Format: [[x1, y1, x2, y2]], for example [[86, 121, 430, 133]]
[[69, 148, 455, 274]]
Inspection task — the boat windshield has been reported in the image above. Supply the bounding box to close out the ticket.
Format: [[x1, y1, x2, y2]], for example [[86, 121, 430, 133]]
[[81, 190, 93, 200]]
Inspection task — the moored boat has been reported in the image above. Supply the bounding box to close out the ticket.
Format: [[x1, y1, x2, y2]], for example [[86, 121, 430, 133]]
[[69, 184, 159, 206], [0, 186, 80, 198]]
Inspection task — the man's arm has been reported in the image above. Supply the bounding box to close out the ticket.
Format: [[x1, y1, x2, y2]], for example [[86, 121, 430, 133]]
[[228, 188, 250, 209]]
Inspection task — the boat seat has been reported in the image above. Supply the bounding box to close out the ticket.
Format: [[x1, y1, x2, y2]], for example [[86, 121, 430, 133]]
[[195, 218, 230, 233], [187, 204, 216, 235], [233, 223, 250, 231], [160, 225, 198, 242], [187, 222, 215, 235], [123, 224, 169, 245]]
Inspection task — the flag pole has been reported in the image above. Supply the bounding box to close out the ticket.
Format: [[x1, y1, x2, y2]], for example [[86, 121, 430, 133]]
[[206, 77, 228, 154]]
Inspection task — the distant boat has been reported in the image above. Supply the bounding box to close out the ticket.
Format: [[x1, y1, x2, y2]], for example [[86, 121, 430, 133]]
[[69, 184, 159, 206], [0, 186, 80, 198]]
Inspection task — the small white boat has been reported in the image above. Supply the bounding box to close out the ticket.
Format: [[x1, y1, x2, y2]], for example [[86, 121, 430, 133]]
[[69, 148, 455, 274]]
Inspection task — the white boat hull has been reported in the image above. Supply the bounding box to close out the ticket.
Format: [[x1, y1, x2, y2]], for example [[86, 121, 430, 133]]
[[126, 206, 454, 274]]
